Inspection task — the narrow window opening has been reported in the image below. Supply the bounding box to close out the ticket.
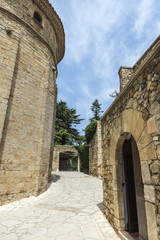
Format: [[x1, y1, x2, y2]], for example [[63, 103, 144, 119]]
[[33, 11, 42, 24]]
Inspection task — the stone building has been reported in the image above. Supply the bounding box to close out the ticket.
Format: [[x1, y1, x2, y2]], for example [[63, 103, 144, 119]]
[[89, 36, 160, 240], [0, 0, 65, 205], [89, 121, 103, 178], [52, 145, 80, 172]]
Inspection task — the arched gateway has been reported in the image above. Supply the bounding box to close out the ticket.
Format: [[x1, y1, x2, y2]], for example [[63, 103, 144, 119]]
[[109, 109, 158, 240], [52, 145, 81, 172]]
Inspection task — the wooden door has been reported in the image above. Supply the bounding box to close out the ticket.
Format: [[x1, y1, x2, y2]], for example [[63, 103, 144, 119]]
[[123, 139, 138, 232], [59, 153, 70, 171], [131, 137, 148, 240]]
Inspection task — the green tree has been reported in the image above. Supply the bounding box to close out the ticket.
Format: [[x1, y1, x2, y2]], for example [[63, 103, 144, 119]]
[[76, 144, 89, 172], [90, 99, 103, 121], [85, 120, 98, 143], [69, 156, 78, 171], [76, 120, 98, 173], [54, 100, 84, 145]]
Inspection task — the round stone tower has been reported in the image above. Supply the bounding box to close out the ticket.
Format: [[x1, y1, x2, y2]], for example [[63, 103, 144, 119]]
[[0, 0, 65, 205]]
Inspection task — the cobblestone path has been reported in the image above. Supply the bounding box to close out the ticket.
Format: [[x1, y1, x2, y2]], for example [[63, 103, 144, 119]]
[[0, 172, 120, 240]]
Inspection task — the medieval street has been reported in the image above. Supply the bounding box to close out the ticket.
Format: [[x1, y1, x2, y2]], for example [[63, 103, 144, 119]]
[[0, 172, 120, 240]]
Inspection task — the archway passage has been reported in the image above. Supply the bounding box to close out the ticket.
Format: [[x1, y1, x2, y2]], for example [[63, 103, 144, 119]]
[[59, 152, 78, 171], [52, 145, 80, 172], [59, 153, 70, 171], [123, 135, 148, 240]]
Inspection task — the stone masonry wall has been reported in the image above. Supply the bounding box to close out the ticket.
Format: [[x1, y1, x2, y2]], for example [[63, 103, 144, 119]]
[[100, 36, 160, 239], [0, 0, 65, 205], [89, 121, 103, 178], [118, 67, 133, 91], [0, 0, 65, 63]]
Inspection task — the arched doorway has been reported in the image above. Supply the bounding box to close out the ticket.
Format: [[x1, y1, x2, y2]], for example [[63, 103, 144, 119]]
[[109, 110, 158, 240], [122, 134, 147, 239], [52, 145, 81, 172], [59, 151, 78, 172]]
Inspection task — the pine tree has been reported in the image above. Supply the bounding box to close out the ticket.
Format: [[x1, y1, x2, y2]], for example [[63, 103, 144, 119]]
[[89, 99, 103, 122], [54, 100, 84, 145]]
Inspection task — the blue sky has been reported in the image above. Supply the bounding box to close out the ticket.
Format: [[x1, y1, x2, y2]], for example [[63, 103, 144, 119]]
[[51, 0, 160, 134]]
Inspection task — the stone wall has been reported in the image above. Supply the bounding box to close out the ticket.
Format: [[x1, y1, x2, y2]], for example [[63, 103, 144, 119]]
[[89, 121, 103, 178], [100, 36, 160, 239], [118, 67, 133, 91], [0, 0, 65, 205], [52, 145, 80, 172]]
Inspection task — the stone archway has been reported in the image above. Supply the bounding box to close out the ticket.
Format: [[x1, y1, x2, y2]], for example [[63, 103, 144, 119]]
[[52, 145, 81, 172], [109, 109, 158, 240]]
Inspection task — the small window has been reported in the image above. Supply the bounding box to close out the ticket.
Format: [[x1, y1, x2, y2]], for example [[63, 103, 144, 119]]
[[33, 11, 42, 24]]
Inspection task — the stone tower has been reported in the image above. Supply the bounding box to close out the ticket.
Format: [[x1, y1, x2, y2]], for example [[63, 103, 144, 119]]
[[0, 0, 65, 205]]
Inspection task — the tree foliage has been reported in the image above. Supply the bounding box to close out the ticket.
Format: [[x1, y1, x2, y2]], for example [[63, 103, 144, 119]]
[[54, 100, 84, 145], [69, 156, 78, 171], [85, 120, 98, 144], [54, 100, 102, 172], [90, 99, 103, 121], [76, 144, 89, 171], [76, 120, 98, 172]]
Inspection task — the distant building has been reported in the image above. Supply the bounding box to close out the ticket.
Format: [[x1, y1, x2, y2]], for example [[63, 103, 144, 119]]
[[89, 36, 160, 240], [0, 0, 65, 205]]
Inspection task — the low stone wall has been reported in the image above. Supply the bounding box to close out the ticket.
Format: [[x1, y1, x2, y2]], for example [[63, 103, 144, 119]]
[[89, 122, 102, 178], [100, 36, 160, 239]]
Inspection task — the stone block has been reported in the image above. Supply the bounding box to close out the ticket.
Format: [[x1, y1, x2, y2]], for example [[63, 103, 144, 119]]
[[144, 185, 155, 203], [152, 175, 159, 185], [157, 215, 160, 226], [157, 145, 160, 160], [145, 201, 158, 240], [113, 190, 125, 219], [150, 161, 160, 174], [114, 217, 125, 231], [121, 109, 133, 134], [137, 127, 152, 150], [141, 161, 151, 184], [132, 113, 146, 142], [147, 116, 159, 135], [139, 142, 157, 161]]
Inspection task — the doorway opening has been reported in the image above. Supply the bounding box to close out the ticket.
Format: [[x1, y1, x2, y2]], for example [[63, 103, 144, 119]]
[[59, 152, 78, 171], [122, 135, 147, 240]]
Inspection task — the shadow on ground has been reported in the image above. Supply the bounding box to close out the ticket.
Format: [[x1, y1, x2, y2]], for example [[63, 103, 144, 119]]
[[97, 202, 104, 214], [51, 174, 61, 182]]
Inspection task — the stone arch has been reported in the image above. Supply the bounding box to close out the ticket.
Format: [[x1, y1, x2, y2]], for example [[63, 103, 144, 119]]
[[52, 145, 81, 172], [109, 109, 158, 240]]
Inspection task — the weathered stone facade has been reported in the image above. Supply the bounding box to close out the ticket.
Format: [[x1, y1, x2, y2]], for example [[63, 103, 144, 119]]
[[52, 145, 80, 172], [89, 121, 103, 178], [90, 36, 160, 239], [0, 0, 65, 205]]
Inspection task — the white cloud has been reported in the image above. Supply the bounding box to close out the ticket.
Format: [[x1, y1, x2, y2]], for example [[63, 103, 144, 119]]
[[156, 23, 160, 36], [58, 79, 74, 95], [53, 0, 160, 133], [133, 0, 155, 37], [62, 0, 124, 65]]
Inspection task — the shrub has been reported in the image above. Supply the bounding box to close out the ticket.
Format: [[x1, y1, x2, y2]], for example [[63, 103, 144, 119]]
[[85, 120, 98, 143], [76, 144, 89, 171]]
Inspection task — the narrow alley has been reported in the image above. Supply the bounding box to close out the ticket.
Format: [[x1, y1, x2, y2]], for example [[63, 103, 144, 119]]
[[0, 172, 120, 240]]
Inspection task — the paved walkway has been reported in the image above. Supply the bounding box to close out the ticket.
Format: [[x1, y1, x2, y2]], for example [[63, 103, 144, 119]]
[[0, 172, 120, 240]]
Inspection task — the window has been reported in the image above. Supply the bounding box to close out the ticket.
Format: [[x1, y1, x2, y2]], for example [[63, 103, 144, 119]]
[[33, 11, 42, 24]]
